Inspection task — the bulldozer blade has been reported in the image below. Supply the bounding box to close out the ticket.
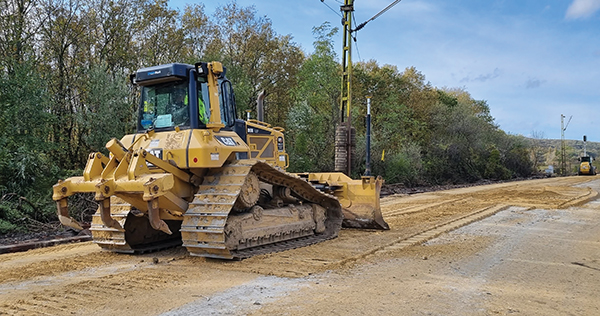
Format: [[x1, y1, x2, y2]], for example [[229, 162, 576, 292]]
[[300, 173, 390, 230], [342, 204, 389, 230]]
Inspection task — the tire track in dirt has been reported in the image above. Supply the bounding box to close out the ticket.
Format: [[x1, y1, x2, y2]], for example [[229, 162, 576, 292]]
[[0, 249, 125, 284], [370, 204, 513, 257], [0, 268, 185, 315]]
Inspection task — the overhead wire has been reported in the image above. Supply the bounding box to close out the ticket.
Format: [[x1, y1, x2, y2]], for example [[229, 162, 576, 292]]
[[318, 0, 403, 65], [370, 0, 403, 21], [354, 38, 363, 63], [351, 15, 363, 63], [354, 0, 403, 32], [319, 0, 342, 19], [318, 0, 362, 61]]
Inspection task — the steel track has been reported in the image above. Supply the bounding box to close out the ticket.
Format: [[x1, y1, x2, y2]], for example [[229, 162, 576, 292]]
[[181, 160, 343, 259]]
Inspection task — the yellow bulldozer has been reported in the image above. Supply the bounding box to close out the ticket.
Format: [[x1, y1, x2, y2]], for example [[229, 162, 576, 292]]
[[52, 61, 388, 259]]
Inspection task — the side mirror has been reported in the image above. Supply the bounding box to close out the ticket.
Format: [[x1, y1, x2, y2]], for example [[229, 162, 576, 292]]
[[129, 73, 137, 85], [194, 62, 209, 80]]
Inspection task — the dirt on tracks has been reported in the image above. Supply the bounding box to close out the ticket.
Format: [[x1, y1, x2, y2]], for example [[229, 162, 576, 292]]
[[0, 176, 599, 315]]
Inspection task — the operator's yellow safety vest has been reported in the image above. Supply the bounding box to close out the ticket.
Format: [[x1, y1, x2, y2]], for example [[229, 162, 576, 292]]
[[184, 95, 207, 124], [198, 97, 208, 124]]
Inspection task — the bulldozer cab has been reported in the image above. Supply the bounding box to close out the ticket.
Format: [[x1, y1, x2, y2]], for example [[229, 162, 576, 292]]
[[131, 62, 287, 170], [133, 63, 237, 133]]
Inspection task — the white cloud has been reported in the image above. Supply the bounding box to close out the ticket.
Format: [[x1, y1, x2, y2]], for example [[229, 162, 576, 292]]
[[460, 68, 502, 84], [566, 0, 600, 19]]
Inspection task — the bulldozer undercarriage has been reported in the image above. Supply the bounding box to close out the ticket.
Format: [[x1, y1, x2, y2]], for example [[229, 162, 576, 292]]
[[87, 161, 343, 259]]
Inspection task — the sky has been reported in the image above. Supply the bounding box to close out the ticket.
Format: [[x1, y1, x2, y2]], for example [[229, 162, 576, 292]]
[[168, 0, 600, 141]]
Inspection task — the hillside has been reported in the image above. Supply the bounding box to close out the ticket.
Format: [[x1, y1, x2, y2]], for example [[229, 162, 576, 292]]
[[537, 139, 600, 156], [528, 137, 599, 173]]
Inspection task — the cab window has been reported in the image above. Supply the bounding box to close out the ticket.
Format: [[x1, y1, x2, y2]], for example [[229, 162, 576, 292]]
[[219, 80, 236, 127], [197, 81, 210, 125], [139, 81, 190, 130]]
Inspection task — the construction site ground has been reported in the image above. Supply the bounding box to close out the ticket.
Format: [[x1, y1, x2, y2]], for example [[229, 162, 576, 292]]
[[1, 176, 599, 315]]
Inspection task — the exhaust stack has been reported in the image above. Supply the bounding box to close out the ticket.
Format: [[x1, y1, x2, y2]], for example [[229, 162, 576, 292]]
[[256, 90, 265, 121]]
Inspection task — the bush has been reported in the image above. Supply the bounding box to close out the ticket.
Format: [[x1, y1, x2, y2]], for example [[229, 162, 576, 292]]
[[484, 147, 512, 180], [0, 219, 20, 235], [373, 143, 423, 186]]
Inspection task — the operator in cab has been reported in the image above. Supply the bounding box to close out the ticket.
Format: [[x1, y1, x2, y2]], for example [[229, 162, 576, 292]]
[[140, 82, 191, 130], [169, 87, 190, 126]]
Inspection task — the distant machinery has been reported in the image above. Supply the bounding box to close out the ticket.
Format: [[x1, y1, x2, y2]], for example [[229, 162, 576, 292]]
[[578, 135, 596, 176]]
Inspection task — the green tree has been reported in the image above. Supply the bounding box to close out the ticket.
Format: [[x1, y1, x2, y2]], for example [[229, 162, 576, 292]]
[[0, 0, 44, 72], [181, 3, 210, 63], [0, 61, 56, 194], [133, 0, 188, 66], [286, 22, 339, 172], [84, 0, 140, 73], [79, 64, 134, 154], [0, 61, 60, 233], [205, 2, 303, 126]]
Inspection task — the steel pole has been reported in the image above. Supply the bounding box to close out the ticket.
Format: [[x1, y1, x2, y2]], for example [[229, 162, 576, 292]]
[[365, 97, 372, 176], [561, 114, 565, 175]]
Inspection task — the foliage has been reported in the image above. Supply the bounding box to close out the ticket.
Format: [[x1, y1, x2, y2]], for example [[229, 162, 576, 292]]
[[79, 64, 135, 155], [204, 3, 304, 127], [351, 61, 532, 184], [372, 142, 423, 186], [287, 22, 339, 172]]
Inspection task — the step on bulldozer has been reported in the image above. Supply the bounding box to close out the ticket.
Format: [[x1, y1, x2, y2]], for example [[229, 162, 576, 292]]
[[52, 61, 389, 259]]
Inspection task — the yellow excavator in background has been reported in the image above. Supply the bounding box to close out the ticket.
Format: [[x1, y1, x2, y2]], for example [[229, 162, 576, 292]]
[[52, 61, 388, 259]]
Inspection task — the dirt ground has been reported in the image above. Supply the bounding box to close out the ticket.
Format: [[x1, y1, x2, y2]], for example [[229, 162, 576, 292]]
[[0, 176, 599, 315]]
